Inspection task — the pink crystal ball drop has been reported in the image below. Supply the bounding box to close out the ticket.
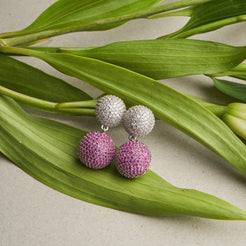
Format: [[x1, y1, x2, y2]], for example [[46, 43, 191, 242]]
[[115, 141, 151, 179], [78, 131, 115, 169]]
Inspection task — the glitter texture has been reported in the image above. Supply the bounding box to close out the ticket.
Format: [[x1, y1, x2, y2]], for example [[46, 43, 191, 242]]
[[78, 131, 115, 169], [123, 105, 155, 138], [95, 95, 126, 128], [115, 141, 151, 179]]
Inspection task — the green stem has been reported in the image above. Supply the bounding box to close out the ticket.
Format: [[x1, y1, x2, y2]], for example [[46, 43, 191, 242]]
[[56, 108, 95, 116], [146, 0, 211, 16], [210, 63, 246, 77], [159, 14, 246, 39], [148, 6, 194, 19], [0, 46, 40, 57], [0, 84, 95, 116], [0, 0, 212, 46], [186, 94, 228, 117], [0, 85, 56, 110], [0, 30, 63, 47], [0, 46, 228, 118], [205, 105, 228, 118], [57, 100, 97, 108], [233, 63, 246, 72], [0, 30, 28, 39], [0, 46, 95, 56]]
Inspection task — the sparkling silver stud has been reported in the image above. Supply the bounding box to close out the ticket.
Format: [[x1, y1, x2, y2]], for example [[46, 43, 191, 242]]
[[123, 105, 155, 138], [95, 95, 126, 128]]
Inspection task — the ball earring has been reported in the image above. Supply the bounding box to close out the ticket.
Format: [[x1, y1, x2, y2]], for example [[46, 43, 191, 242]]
[[78, 95, 126, 169], [115, 105, 155, 179]]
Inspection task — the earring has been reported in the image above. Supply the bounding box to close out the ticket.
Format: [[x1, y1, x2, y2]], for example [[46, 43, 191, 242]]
[[115, 105, 155, 179], [78, 95, 126, 169]]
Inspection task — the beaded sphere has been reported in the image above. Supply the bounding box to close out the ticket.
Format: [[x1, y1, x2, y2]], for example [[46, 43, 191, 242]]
[[78, 131, 115, 169], [123, 105, 155, 138], [115, 141, 151, 179], [95, 95, 126, 128]]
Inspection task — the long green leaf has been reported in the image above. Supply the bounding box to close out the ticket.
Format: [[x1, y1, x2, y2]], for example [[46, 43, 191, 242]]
[[7, 47, 246, 176], [161, 0, 246, 39], [212, 63, 246, 81], [25, 0, 161, 31], [213, 77, 246, 102], [0, 0, 162, 46], [1, 95, 246, 220], [0, 54, 91, 103], [58, 39, 246, 80], [181, 0, 246, 33]]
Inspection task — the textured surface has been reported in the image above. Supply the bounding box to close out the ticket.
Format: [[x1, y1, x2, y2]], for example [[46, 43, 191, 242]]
[[1, 0, 246, 246], [95, 95, 126, 128], [123, 105, 155, 138], [78, 131, 115, 169], [115, 141, 151, 178]]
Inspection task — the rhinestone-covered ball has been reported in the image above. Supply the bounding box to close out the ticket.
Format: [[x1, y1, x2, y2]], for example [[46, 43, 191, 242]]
[[115, 141, 151, 179], [123, 105, 155, 138], [95, 95, 126, 128], [78, 131, 115, 169]]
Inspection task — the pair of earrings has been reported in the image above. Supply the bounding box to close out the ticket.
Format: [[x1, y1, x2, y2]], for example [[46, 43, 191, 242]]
[[78, 95, 155, 179]]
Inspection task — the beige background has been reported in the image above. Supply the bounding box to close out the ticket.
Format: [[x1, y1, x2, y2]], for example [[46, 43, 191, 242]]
[[1, 0, 246, 245]]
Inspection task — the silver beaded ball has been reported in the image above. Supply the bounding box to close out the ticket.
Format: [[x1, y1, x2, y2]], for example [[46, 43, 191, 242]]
[[95, 95, 126, 128], [123, 105, 155, 138]]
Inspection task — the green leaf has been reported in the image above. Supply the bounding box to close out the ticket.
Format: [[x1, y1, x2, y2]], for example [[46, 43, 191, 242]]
[[161, 0, 246, 39], [182, 0, 246, 32], [9, 47, 246, 177], [23, 0, 154, 32], [148, 6, 194, 18], [58, 39, 246, 80], [213, 77, 246, 102], [1, 95, 246, 220], [225, 64, 246, 84], [0, 0, 162, 46], [0, 54, 91, 103]]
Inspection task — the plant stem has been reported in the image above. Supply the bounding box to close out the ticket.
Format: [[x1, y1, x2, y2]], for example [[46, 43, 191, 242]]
[[57, 100, 97, 109], [186, 94, 228, 117], [0, 46, 36, 56], [0, 85, 56, 110], [145, 0, 211, 16], [0, 84, 229, 119], [56, 108, 95, 116], [0, 30, 63, 47], [148, 6, 194, 19], [205, 105, 228, 118], [159, 14, 246, 39], [0, 0, 212, 47], [0, 85, 95, 116], [210, 63, 246, 77], [0, 46, 229, 118]]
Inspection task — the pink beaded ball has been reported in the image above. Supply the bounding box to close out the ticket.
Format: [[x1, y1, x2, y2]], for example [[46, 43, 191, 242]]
[[115, 141, 151, 179], [78, 131, 115, 169]]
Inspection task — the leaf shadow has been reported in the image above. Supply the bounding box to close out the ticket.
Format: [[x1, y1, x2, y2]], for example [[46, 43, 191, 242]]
[[151, 119, 246, 187], [162, 75, 239, 105], [137, 213, 245, 232]]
